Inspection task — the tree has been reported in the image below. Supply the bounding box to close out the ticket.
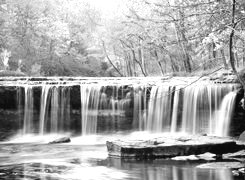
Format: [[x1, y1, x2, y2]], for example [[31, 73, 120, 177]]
[[0, 0, 108, 76]]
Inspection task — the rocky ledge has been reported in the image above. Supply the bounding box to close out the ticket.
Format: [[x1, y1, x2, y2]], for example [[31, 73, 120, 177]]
[[106, 135, 244, 159]]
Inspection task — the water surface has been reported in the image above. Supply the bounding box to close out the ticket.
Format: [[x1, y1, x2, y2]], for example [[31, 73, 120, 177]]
[[0, 133, 243, 180]]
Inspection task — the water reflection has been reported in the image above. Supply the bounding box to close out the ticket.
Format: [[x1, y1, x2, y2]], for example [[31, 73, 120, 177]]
[[0, 138, 242, 180], [107, 158, 237, 180], [0, 157, 239, 180]]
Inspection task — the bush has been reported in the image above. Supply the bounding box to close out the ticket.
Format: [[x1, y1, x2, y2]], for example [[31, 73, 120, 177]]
[[0, 70, 26, 77]]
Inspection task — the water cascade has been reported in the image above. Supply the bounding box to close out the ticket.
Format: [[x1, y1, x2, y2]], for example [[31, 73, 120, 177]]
[[23, 86, 34, 134], [0, 77, 241, 137], [133, 85, 147, 130], [38, 85, 71, 134], [170, 86, 182, 133], [80, 84, 100, 135], [39, 85, 51, 135], [214, 91, 237, 136], [146, 83, 238, 136]]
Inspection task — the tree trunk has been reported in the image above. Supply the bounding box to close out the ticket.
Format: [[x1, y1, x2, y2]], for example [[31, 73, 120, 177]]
[[220, 49, 228, 69], [102, 41, 123, 77], [229, 0, 245, 109], [153, 50, 164, 76], [173, 1, 192, 73], [169, 54, 179, 72], [49, 39, 55, 61], [138, 39, 147, 75], [132, 49, 146, 77], [235, 51, 239, 68], [212, 42, 217, 60], [138, 46, 147, 76], [243, 41, 245, 66]]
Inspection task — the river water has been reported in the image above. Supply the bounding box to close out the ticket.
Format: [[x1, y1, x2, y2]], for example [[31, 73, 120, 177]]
[[0, 132, 243, 180]]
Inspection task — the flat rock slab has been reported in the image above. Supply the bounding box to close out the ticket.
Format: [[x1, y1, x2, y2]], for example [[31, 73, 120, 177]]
[[106, 135, 243, 159]]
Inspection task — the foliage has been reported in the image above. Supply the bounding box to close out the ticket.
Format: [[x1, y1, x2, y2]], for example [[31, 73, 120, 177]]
[[0, 0, 108, 76], [0, 0, 245, 77], [102, 0, 245, 76]]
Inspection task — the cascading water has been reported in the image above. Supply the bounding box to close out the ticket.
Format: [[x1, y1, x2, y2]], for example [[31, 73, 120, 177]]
[[39, 85, 51, 135], [80, 84, 100, 135], [214, 91, 237, 136], [39, 85, 71, 134], [1, 77, 240, 137], [23, 86, 34, 134], [171, 86, 182, 133], [145, 82, 238, 136], [146, 86, 174, 132], [133, 85, 147, 130]]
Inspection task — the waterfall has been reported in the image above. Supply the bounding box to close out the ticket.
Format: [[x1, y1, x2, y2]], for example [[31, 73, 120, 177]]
[[23, 86, 34, 134], [59, 87, 71, 132], [39, 85, 71, 135], [39, 85, 51, 135], [214, 91, 237, 136], [50, 87, 59, 133], [146, 82, 238, 135], [171, 87, 181, 133], [80, 84, 100, 135], [10, 77, 240, 137], [146, 86, 173, 132], [133, 85, 147, 130]]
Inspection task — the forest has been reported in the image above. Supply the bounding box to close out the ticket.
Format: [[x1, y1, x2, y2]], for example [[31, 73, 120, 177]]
[[0, 0, 245, 77]]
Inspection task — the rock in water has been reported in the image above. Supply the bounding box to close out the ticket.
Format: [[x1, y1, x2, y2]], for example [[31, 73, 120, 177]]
[[49, 137, 71, 144], [106, 135, 242, 159]]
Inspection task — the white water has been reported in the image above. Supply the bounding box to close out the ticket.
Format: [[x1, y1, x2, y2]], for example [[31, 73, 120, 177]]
[[81, 84, 100, 135], [39, 85, 51, 135], [145, 83, 238, 136], [171, 86, 182, 133], [214, 92, 237, 136], [8, 77, 240, 137], [39, 86, 71, 134], [23, 85, 34, 134]]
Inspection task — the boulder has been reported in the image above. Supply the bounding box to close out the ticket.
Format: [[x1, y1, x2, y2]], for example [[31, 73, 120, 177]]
[[106, 135, 242, 159], [49, 137, 71, 144]]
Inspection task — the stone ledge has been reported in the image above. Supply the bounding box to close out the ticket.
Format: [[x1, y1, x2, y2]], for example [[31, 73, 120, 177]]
[[106, 135, 244, 159]]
